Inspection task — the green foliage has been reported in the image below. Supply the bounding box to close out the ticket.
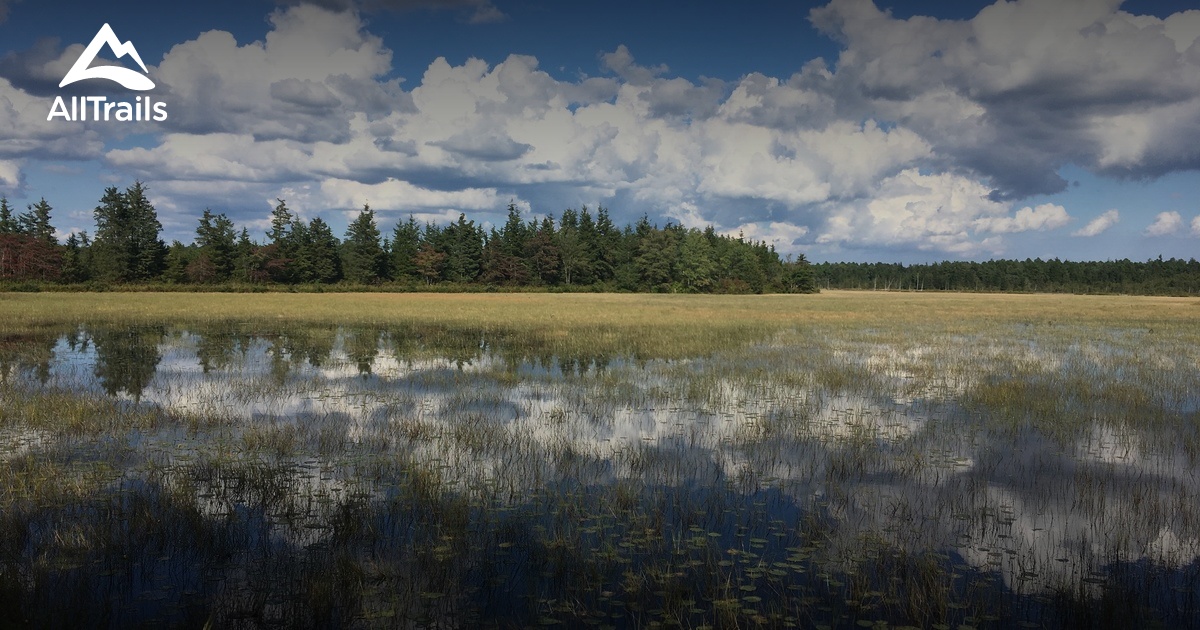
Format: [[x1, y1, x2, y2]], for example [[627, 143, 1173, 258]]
[[0, 197, 17, 235], [814, 257, 1200, 295], [195, 209, 237, 282], [303, 217, 342, 283], [391, 216, 420, 281], [341, 205, 386, 284], [17, 198, 56, 244], [91, 182, 166, 282]]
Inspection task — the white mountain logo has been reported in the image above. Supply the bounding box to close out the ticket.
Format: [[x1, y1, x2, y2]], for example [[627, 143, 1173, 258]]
[[59, 23, 154, 91]]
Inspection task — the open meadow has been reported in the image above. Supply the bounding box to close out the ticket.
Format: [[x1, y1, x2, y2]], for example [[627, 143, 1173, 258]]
[[1, 291, 1199, 628]]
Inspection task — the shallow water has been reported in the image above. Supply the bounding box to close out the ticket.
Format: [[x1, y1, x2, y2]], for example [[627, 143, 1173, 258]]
[[2, 322, 1199, 628]]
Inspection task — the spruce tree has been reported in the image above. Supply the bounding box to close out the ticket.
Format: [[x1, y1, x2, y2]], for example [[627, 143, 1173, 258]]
[[391, 216, 420, 281], [342, 204, 385, 283], [0, 197, 16, 234], [18, 198, 56, 244], [305, 217, 342, 283], [125, 181, 166, 280], [195, 209, 236, 281]]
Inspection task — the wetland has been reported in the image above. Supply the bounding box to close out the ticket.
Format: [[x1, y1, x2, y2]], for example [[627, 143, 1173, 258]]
[[1, 292, 1198, 628]]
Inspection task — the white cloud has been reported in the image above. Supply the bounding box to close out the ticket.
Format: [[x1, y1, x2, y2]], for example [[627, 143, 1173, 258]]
[[1145, 211, 1184, 237], [7, 1, 1200, 257], [810, 0, 1200, 196], [817, 169, 1018, 256], [0, 159, 21, 191], [975, 203, 1070, 234], [1072, 209, 1119, 237], [1192, 215, 1200, 237]]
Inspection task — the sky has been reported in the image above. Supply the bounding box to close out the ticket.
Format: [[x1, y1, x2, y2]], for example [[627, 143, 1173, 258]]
[[1, 0, 1198, 263]]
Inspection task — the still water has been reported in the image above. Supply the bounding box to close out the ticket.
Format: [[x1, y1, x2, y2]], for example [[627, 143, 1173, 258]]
[[2, 323, 1199, 628]]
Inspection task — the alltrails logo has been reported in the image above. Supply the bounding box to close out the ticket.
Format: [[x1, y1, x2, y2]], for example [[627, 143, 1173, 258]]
[[47, 23, 168, 122]]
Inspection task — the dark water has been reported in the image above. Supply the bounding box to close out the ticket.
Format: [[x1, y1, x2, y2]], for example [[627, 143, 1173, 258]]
[[2, 323, 1199, 628]]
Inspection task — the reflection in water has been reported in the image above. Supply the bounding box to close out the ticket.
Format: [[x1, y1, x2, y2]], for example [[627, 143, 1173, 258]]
[[2, 322, 1200, 627], [90, 326, 164, 397]]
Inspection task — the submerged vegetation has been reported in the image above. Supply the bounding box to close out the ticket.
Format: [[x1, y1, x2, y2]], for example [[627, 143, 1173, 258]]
[[1, 292, 1199, 627]]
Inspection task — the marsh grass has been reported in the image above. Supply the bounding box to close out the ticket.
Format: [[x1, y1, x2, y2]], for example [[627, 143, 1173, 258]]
[[0, 292, 1198, 627]]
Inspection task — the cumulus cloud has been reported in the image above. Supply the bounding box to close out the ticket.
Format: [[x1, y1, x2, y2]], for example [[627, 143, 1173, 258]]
[[5, 1, 1199, 257], [1073, 209, 1119, 237], [1145, 211, 1184, 236], [817, 169, 1029, 256], [1192, 215, 1200, 237], [975, 203, 1070, 234], [810, 0, 1200, 198], [0, 159, 21, 192]]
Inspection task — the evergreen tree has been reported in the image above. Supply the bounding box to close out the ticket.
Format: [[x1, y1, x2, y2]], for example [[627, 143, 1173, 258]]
[[163, 241, 192, 283], [734, 246, 766, 293], [305, 217, 342, 283], [557, 209, 591, 286], [480, 230, 530, 285], [61, 231, 90, 282], [195, 209, 236, 281], [677, 229, 715, 292], [635, 228, 676, 290], [594, 206, 621, 282], [526, 216, 560, 285], [576, 205, 600, 284], [443, 213, 483, 283], [90, 186, 129, 282], [232, 228, 263, 282], [499, 202, 529, 259], [0, 197, 17, 234], [264, 198, 297, 282], [18, 198, 56, 244], [91, 183, 164, 282], [125, 182, 166, 280], [391, 215, 420, 281], [342, 204, 386, 283]]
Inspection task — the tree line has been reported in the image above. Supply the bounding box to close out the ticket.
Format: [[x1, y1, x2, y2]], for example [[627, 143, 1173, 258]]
[[814, 258, 1200, 295], [0, 183, 817, 293]]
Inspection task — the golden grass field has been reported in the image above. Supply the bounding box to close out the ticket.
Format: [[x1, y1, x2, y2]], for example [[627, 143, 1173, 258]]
[[3, 289, 1196, 329]]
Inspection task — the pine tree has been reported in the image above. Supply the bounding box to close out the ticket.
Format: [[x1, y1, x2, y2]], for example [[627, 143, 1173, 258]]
[[305, 217, 342, 283], [557, 208, 590, 286], [0, 197, 17, 234], [677, 229, 715, 292], [443, 213, 483, 283], [91, 182, 164, 282], [341, 204, 385, 283], [526, 216, 560, 285], [265, 198, 297, 282], [124, 181, 166, 280], [635, 228, 676, 290], [90, 186, 130, 282], [18, 198, 56, 244], [195, 209, 236, 282], [499, 202, 529, 259], [391, 215, 420, 281], [61, 232, 90, 282]]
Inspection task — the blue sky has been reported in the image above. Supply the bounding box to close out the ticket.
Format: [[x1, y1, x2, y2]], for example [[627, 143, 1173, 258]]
[[1, 0, 1198, 263]]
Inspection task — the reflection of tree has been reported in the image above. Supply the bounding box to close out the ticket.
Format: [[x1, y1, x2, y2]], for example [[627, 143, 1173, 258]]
[[284, 326, 336, 370], [91, 326, 163, 398], [343, 327, 381, 376], [0, 331, 59, 384], [195, 326, 251, 373]]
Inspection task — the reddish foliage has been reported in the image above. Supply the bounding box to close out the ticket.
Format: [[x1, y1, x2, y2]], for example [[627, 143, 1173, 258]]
[[0, 234, 62, 281]]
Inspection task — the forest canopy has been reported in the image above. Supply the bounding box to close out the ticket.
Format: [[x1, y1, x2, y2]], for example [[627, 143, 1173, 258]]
[[0, 184, 816, 294]]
